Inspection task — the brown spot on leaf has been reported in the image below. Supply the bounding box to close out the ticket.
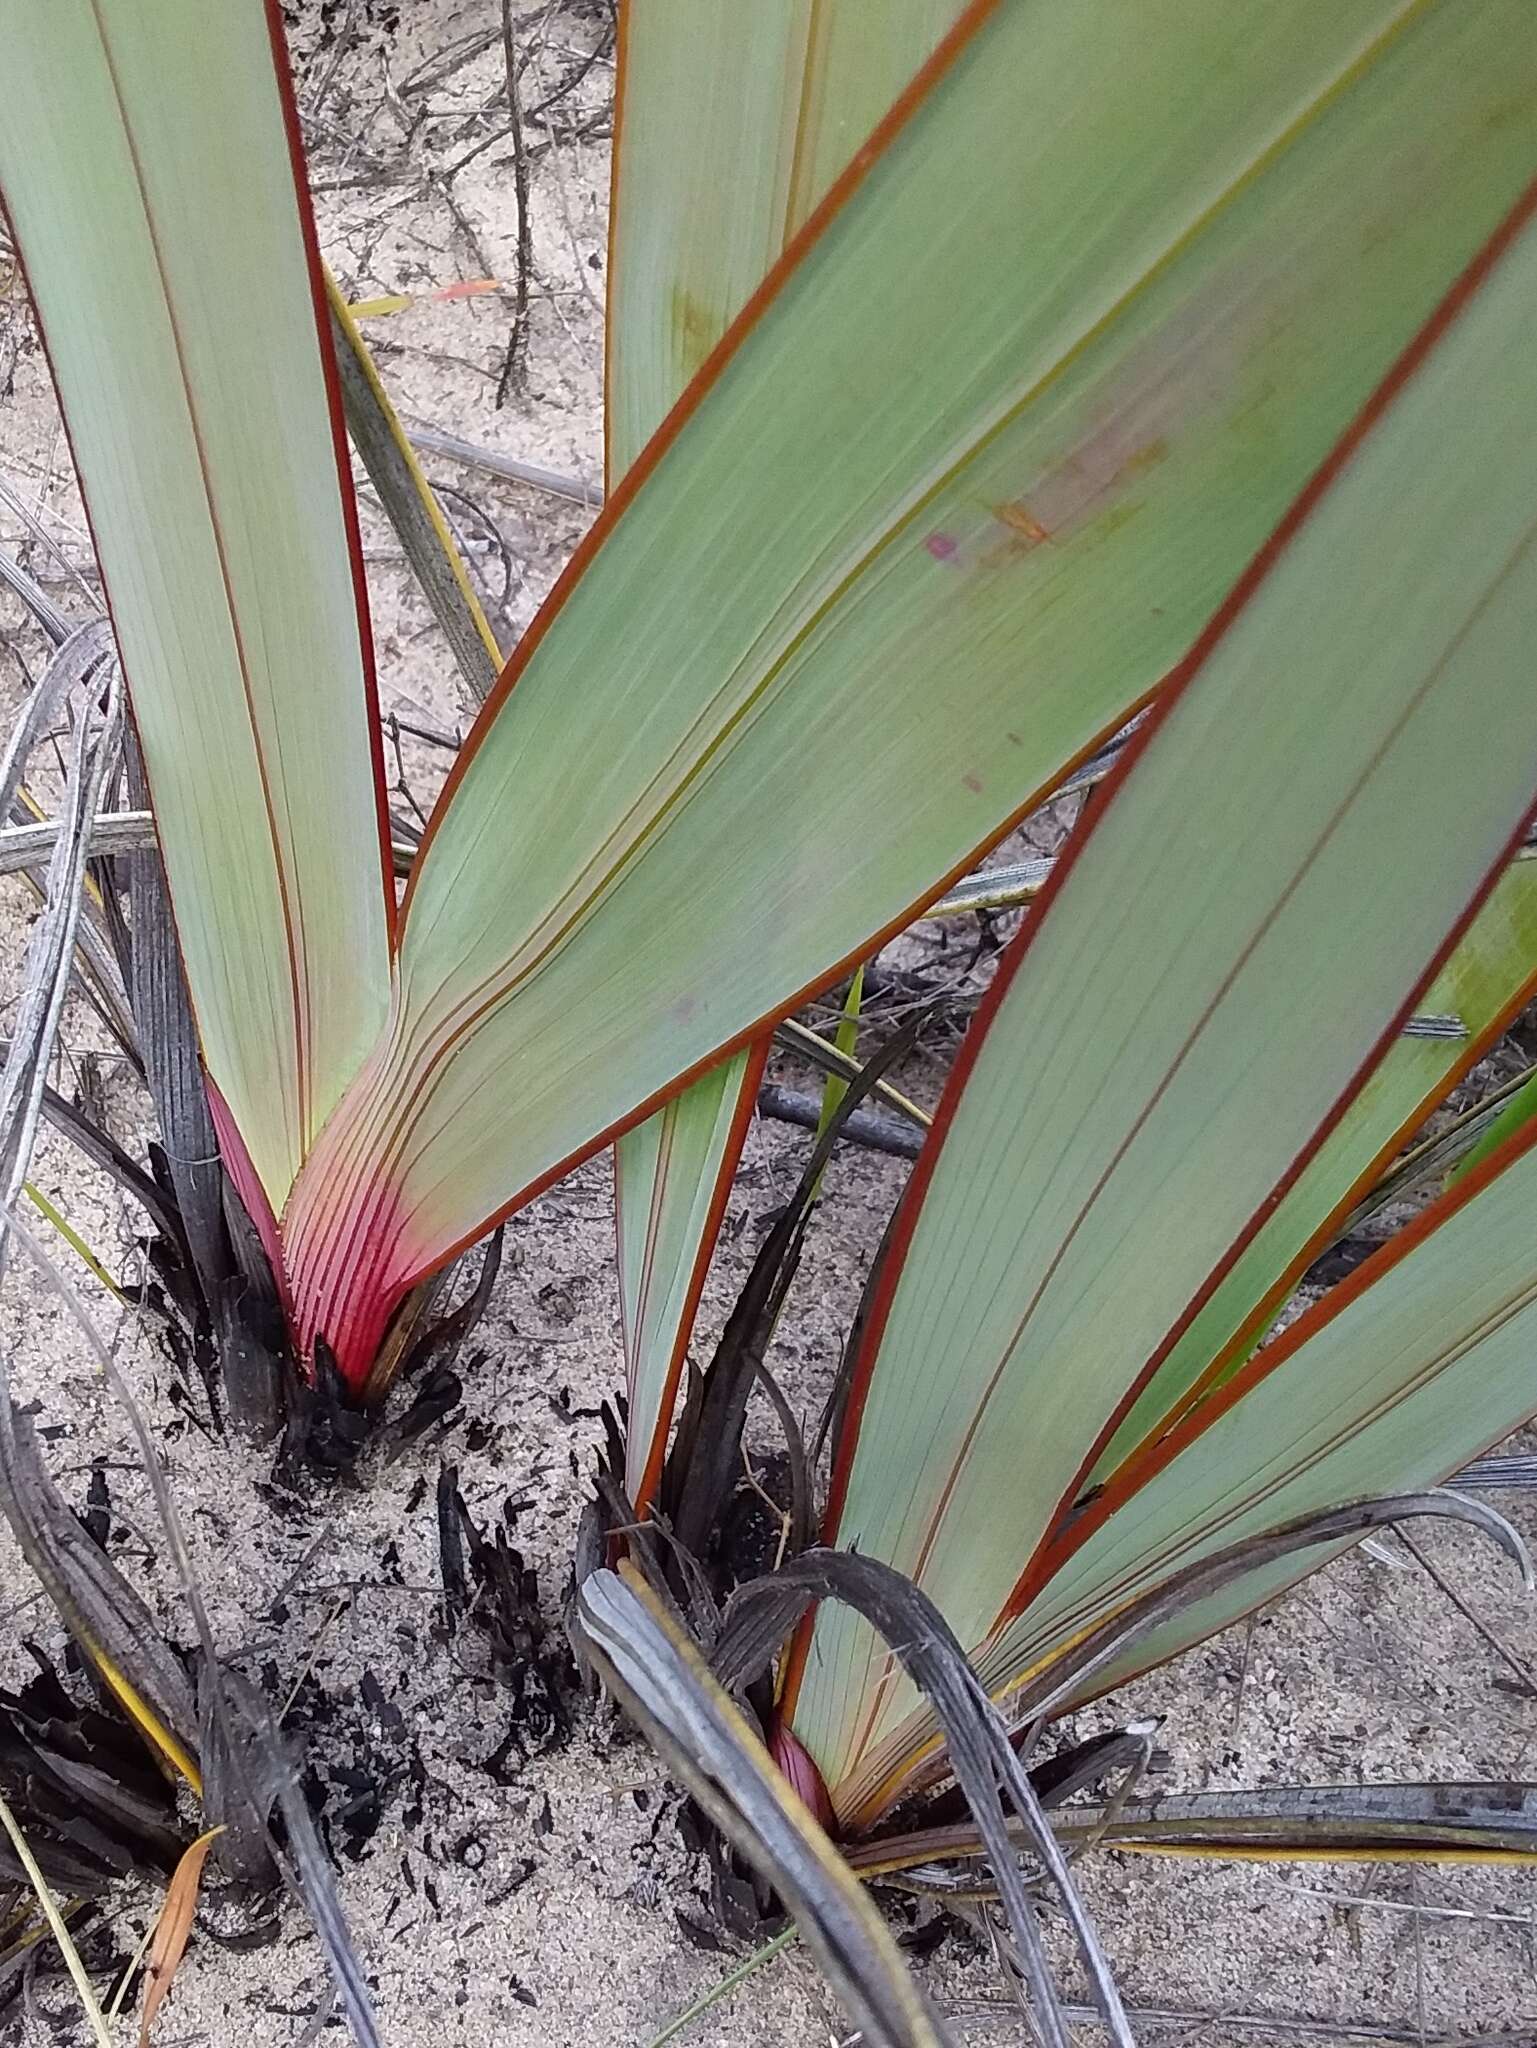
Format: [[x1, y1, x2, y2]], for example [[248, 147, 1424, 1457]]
[[671, 286, 722, 382], [994, 501, 1052, 547]]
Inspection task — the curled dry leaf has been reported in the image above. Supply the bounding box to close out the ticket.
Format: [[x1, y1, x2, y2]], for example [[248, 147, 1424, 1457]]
[[138, 1826, 223, 2048]]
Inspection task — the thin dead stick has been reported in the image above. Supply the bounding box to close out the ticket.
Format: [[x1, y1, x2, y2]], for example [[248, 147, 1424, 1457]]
[[0, 545, 73, 640], [280, 1595, 351, 1723], [948, 2000, 1523, 2045], [1231, 1610, 1261, 1735], [979, 1904, 1041, 2044], [104, 1909, 161, 2025], [1060, 1730, 1156, 1872], [737, 1446, 793, 1573], [0, 667, 122, 1204], [0, 808, 154, 874], [495, 0, 535, 408], [647, 1927, 799, 2048], [396, 7, 552, 95], [0, 1787, 112, 2047], [1271, 1879, 1532, 1928], [1412, 1868, 1429, 2048], [0, 479, 97, 608], [757, 1083, 923, 1162], [404, 422, 599, 504], [1396, 1526, 1537, 1697]]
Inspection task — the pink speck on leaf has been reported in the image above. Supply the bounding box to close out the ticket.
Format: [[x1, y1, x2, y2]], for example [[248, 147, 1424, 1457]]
[[962, 772, 984, 795], [924, 530, 959, 561]]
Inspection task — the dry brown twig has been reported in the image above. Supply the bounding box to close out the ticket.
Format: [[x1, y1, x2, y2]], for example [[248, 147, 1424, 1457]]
[[495, 0, 538, 407]]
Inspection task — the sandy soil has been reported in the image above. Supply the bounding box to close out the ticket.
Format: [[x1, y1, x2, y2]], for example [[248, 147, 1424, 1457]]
[[2, 5, 1537, 2044]]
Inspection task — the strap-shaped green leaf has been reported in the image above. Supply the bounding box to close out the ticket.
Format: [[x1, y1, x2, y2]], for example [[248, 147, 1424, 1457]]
[[609, 0, 963, 1509], [289, 0, 1537, 1383], [616, 1043, 761, 1505], [1090, 848, 1537, 1484], [606, 0, 961, 481], [790, 188, 1537, 1825], [991, 1107, 1537, 1730], [0, 0, 393, 1211]]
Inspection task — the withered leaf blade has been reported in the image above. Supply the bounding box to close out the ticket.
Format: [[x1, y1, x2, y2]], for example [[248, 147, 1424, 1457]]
[[1013, 1488, 1530, 1723], [327, 282, 501, 704], [662, 1015, 928, 1562], [715, 1551, 1128, 2048], [0, 1400, 199, 1783], [574, 1564, 951, 2048], [125, 740, 286, 1440], [848, 1780, 1537, 1880], [138, 1825, 221, 2047]]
